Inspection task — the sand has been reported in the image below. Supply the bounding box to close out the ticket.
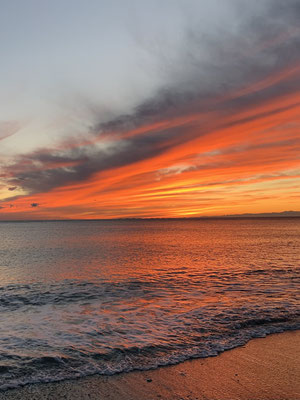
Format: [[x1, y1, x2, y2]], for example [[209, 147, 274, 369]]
[[1, 330, 299, 400]]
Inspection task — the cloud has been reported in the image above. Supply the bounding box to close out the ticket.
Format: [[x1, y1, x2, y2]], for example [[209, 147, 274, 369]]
[[1, 0, 300, 200]]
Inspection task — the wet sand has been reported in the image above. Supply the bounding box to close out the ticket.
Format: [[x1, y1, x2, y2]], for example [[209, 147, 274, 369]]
[[1, 330, 299, 400]]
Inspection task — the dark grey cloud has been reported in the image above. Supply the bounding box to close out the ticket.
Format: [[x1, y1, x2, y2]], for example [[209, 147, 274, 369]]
[[6, 126, 185, 193], [96, 0, 300, 138], [2, 0, 300, 196]]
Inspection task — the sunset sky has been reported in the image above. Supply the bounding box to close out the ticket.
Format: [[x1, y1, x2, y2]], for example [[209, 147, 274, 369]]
[[0, 0, 299, 219]]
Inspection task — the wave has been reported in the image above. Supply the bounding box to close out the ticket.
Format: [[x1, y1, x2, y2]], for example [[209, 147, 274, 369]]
[[0, 314, 299, 391], [0, 264, 299, 391], [0, 264, 299, 311]]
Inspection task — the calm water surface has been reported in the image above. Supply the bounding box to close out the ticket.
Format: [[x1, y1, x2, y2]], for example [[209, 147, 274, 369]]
[[0, 219, 299, 390]]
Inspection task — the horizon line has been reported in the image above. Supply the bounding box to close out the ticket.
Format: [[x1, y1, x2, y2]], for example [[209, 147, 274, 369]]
[[0, 211, 299, 222]]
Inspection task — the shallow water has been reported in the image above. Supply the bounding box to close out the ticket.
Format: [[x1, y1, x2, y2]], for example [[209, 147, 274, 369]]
[[0, 219, 299, 390]]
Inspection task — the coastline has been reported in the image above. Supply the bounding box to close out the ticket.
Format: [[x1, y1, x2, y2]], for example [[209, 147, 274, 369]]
[[1, 330, 299, 400]]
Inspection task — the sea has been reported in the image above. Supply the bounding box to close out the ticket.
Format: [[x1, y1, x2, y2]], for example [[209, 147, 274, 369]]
[[0, 218, 299, 390]]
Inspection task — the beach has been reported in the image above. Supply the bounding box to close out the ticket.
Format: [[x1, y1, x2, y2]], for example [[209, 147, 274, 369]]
[[1, 330, 299, 400]]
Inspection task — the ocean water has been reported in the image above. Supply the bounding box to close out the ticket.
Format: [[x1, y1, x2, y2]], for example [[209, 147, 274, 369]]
[[0, 218, 299, 390]]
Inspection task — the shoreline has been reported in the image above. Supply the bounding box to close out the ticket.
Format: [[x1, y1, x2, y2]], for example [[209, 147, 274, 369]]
[[1, 330, 299, 400]]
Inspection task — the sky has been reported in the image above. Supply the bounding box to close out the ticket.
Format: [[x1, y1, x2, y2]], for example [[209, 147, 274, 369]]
[[0, 0, 299, 219]]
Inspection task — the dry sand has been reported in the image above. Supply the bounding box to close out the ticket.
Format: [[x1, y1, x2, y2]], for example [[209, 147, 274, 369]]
[[1, 330, 299, 400]]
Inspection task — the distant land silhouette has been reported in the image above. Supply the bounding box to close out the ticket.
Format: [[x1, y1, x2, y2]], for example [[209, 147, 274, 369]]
[[0, 211, 300, 222], [119, 211, 300, 219], [119, 211, 300, 220], [216, 211, 300, 218], [117, 211, 300, 220]]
